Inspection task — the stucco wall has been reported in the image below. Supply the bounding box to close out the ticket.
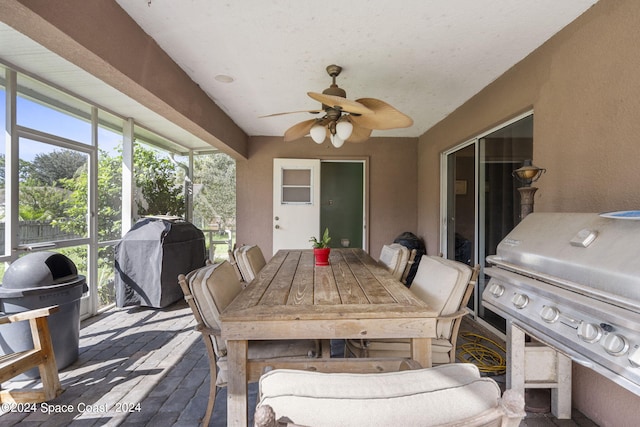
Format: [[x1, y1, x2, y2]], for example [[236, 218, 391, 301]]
[[417, 0, 640, 424], [237, 136, 418, 261]]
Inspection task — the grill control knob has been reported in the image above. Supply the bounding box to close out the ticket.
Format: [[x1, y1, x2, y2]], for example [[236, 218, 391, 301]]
[[602, 333, 629, 356], [488, 282, 505, 297], [577, 322, 603, 343], [628, 346, 640, 368], [511, 293, 529, 309], [540, 306, 560, 323]]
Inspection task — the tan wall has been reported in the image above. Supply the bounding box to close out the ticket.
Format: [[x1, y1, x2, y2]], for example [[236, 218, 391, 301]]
[[237, 136, 418, 261], [417, 0, 640, 424]]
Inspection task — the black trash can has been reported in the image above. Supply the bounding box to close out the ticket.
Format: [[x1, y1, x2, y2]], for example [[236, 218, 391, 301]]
[[0, 252, 87, 379]]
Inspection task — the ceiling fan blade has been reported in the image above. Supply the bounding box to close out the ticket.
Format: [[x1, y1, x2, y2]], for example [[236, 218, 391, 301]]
[[350, 98, 413, 130], [284, 119, 317, 142], [307, 92, 373, 115], [260, 110, 323, 118], [346, 120, 373, 143]]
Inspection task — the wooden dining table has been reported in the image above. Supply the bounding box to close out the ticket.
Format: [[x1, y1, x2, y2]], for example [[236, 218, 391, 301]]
[[220, 248, 438, 426]]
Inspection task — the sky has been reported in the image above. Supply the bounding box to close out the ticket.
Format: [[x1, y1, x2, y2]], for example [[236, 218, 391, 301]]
[[2, 88, 121, 162]]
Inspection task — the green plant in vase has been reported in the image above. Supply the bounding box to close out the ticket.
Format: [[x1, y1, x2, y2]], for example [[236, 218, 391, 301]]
[[310, 228, 331, 265]]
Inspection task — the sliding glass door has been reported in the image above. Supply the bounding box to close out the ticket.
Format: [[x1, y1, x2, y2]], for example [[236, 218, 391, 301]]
[[442, 113, 533, 334], [445, 144, 476, 266]]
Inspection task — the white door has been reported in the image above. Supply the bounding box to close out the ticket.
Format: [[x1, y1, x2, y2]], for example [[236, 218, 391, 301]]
[[273, 158, 321, 254]]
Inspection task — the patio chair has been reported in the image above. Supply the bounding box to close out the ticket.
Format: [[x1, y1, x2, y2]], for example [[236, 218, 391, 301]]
[[233, 244, 266, 283], [0, 306, 63, 403], [346, 256, 479, 365], [400, 248, 417, 285], [377, 243, 410, 281], [178, 261, 319, 427], [253, 363, 525, 427], [227, 248, 245, 283]]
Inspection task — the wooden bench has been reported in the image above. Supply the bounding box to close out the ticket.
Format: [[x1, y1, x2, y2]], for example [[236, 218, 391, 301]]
[[0, 306, 63, 403]]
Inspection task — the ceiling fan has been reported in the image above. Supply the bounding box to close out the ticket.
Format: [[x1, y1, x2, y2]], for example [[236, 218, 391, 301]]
[[264, 65, 413, 147]]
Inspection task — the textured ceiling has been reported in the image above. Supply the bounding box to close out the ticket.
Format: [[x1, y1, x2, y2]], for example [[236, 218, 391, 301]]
[[116, 0, 598, 139], [1, 1, 598, 152]]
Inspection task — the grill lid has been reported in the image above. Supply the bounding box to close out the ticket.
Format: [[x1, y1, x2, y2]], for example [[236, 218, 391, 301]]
[[487, 212, 640, 305]]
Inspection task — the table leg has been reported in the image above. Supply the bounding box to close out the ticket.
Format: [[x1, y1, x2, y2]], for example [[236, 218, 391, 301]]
[[411, 338, 432, 368], [226, 340, 248, 427]]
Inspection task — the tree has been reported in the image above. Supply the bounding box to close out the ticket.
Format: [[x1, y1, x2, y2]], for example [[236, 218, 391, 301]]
[[57, 149, 122, 240], [26, 150, 87, 186], [193, 153, 236, 231], [55, 144, 186, 237], [134, 144, 185, 217], [19, 185, 68, 221]]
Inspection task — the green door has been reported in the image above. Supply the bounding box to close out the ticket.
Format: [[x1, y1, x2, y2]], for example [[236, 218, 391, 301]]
[[320, 162, 363, 249]]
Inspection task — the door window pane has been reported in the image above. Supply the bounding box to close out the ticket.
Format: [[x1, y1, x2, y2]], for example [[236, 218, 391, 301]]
[[445, 114, 533, 334], [478, 115, 533, 332], [281, 169, 312, 204], [446, 144, 475, 266]]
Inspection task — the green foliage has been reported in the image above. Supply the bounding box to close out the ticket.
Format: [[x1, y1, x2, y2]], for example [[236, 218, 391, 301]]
[[52, 144, 185, 238], [133, 145, 185, 217], [97, 151, 124, 241], [6, 146, 234, 234], [26, 150, 87, 186], [18, 184, 68, 221], [55, 149, 123, 240], [55, 163, 88, 236], [310, 228, 331, 248], [192, 152, 236, 230]]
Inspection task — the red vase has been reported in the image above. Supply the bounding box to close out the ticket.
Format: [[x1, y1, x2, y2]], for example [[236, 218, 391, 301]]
[[314, 248, 331, 266]]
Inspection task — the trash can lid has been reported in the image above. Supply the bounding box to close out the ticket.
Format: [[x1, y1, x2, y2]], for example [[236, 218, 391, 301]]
[[2, 251, 80, 289]]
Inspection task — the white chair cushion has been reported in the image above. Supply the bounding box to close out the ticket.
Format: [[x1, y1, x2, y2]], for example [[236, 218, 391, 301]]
[[378, 243, 409, 280], [257, 364, 502, 427], [411, 255, 471, 337], [188, 261, 243, 355], [242, 245, 266, 281], [260, 363, 480, 398], [234, 245, 266, 282], [228, 249, 245, 281], [234, 246, 251, 282]]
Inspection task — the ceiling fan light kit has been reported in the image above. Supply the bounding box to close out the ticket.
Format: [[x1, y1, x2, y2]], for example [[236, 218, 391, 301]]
[[336, 119, 353, 140], [330, 134, 345, 148], [310, 124, 326, 144], [269, 64, 413, 147]]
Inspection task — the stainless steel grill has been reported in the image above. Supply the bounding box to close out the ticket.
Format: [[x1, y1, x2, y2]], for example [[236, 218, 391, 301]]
[[483, 212, 640, 398]]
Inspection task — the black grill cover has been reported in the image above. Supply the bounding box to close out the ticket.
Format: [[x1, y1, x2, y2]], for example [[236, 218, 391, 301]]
[[393, 232, 426, 286], [115, 217, 206, 308]]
